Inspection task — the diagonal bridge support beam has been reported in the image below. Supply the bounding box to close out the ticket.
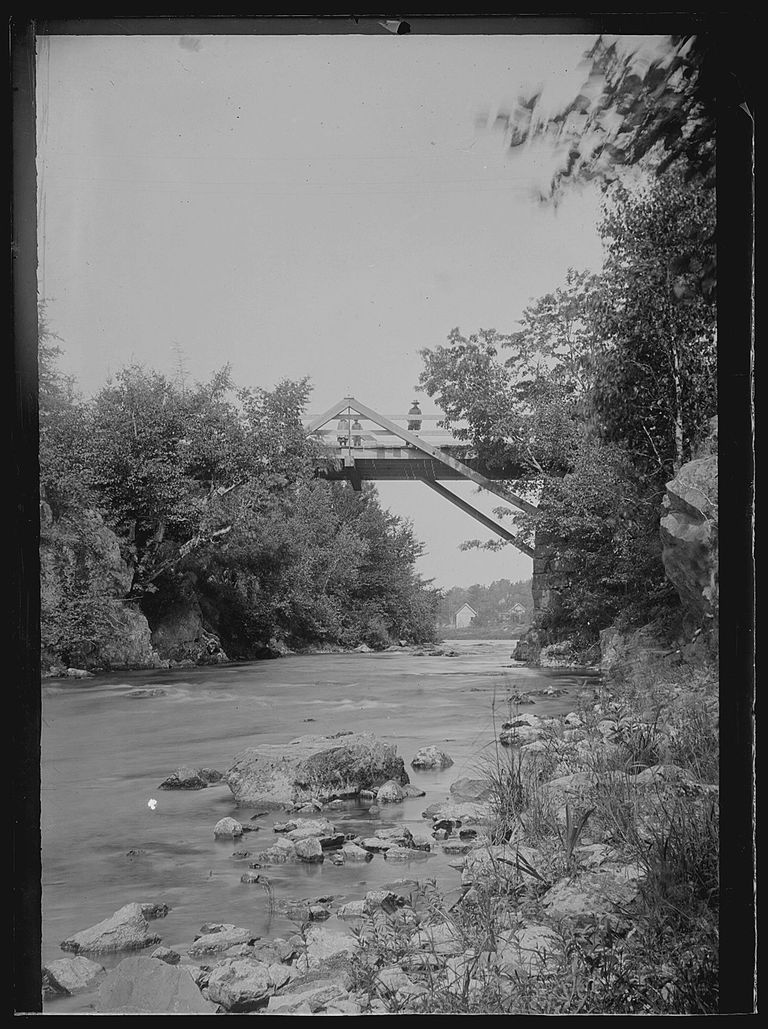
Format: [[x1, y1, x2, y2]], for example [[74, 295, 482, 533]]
[[421, 479, 535, 558], [308, 396, 539, 518]]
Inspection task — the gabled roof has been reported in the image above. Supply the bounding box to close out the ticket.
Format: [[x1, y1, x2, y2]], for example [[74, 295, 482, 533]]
[[456, 603, 477, 615]]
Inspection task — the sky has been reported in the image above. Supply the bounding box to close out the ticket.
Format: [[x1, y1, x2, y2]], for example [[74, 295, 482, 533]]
[[35, 30, 613, 589]]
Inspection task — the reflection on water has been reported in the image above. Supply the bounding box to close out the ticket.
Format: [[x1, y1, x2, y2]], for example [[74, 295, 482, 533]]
[[41, 640, 599, 1012]]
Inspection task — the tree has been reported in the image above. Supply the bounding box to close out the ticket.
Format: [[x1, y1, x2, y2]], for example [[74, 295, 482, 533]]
[[491, 34, 716, 203], [525, 438, 678, 646], [84, 364, 252, 594], [38, 312, 93, 517], [39, 335, 441, 664], [419, 264, 603, 488], [590, 167, 716, 478]]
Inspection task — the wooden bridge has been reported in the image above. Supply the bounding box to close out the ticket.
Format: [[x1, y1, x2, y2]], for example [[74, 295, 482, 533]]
[[305, 396, 537, 558]]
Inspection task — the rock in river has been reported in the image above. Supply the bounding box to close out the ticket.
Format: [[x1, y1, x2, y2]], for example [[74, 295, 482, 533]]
[[159, 766, 213, 790], [225, 731, 409, 808], [96, 955, 217, 1013], [295, 837, 324, 863], [60, 903, 163, 955], [214, 816, 244, 839], [206, 958, 293, 1012], [376, 779, 406, 803], [410, 746, 454, 769], [188, 924, 255, 957], [43, 956, 106, 998]]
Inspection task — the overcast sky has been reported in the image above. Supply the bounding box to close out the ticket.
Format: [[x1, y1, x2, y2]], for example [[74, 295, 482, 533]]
[[36, 30, 616, 589]]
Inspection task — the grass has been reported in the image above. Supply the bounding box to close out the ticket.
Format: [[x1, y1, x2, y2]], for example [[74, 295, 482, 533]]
[[345, 657, 719, 1015]]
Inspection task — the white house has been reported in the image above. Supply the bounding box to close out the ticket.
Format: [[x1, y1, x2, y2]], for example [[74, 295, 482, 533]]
[[455, 603, 477, 629], [509, 602, 527, 624]]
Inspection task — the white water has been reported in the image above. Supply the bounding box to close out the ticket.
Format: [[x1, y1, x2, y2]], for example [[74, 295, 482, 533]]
[[41, 640, 599, 1012]]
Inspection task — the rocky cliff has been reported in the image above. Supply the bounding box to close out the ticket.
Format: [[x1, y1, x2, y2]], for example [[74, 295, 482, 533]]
[[40, 504, 235, 673], [659, 420, 718, 654], [40, 504, 160, 673]]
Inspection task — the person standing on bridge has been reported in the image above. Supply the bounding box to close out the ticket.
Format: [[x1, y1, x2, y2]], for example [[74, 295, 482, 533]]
[[336, 417, 349, 447], [407, 400, 422, 433]]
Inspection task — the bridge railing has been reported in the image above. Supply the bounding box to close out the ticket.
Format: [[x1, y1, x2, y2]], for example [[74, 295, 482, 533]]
[[304, 413, 470, 450]]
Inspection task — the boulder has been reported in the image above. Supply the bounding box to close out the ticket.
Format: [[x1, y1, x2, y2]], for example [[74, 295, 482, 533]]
[[284, 818, 337, 842], [660, 448, 718, 639], [295, 837, 324, 863], [449, 778, 494, 802], [422, 799, 492, 825], [188, 924, 254, 958], [384, 844, 421, 861], [360, 836, 394, 853], [410, 746, 454, 770], [295, 926, 358, 970], [225, 731, 409, 808], [574, 843, 621, 869], [159, 767, 210, 790], [42, 956, 106, 998], [541, 866, 644, 925], [541, 771, 594, 812], [376, 826, 414, 846], [40, 509, 160, 671], [279, 901, 330, 922], [511, 628, 542, 665], [249, 837, 298, 865], [376, 779, 406, 803], [461, 843, 542, 888], [337, 900, 366, 919], [493, 925, 562, 974], [60, 903, 162, 955], [441, 841, 472, 856], [150, 946, 180, 965], [410, 921, 464, 957], [374, 966, 428, 1004], [340, 842, 373, 862], [206, 959, 290, 1012], [214, 817, 243, 839], [149, 585, 228, 666], [539, 640, 583, 668], [266, 982, 350, 1014], [95, 955, 216, 1013], [140, 902, 169, 921], [499, 713, 544, 746]]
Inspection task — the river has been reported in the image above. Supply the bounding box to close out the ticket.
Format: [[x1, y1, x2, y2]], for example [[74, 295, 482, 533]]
[[41, 640, 599, 1013]]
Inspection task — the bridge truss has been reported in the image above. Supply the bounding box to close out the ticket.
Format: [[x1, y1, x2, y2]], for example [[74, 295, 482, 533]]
[[305, 396, 537, 558]]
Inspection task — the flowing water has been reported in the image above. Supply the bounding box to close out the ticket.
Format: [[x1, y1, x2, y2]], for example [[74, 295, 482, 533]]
[[41, 640, 599, 1012]]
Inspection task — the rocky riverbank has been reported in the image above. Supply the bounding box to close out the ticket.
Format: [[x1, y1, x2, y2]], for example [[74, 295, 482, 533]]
[[44, 655, 718, 1014]]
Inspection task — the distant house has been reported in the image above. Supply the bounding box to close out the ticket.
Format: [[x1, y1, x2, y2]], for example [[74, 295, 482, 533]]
[[509, 602, 527, 624], [454, 603, 477, 629]]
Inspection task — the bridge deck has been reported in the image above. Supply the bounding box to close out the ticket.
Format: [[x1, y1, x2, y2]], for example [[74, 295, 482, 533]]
[[304, 399, 537, 559], [313, 448, 519, 482]]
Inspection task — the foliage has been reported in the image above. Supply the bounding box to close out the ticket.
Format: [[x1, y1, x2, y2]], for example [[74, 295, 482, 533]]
[[488, 34, 716, 203], [505, 268, 605, 398], [591, 167, 716, 478], [38, 312, 94, 518], [39, 341, 439, 666], [419, 325, 586, 481], [418, 147, 714, 649], [521, 437, 677, 646], [189, 479, 439, 656]]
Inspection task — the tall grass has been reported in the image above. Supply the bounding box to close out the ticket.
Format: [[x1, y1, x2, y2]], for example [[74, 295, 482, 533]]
[[346, 660, 718, 1015]]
